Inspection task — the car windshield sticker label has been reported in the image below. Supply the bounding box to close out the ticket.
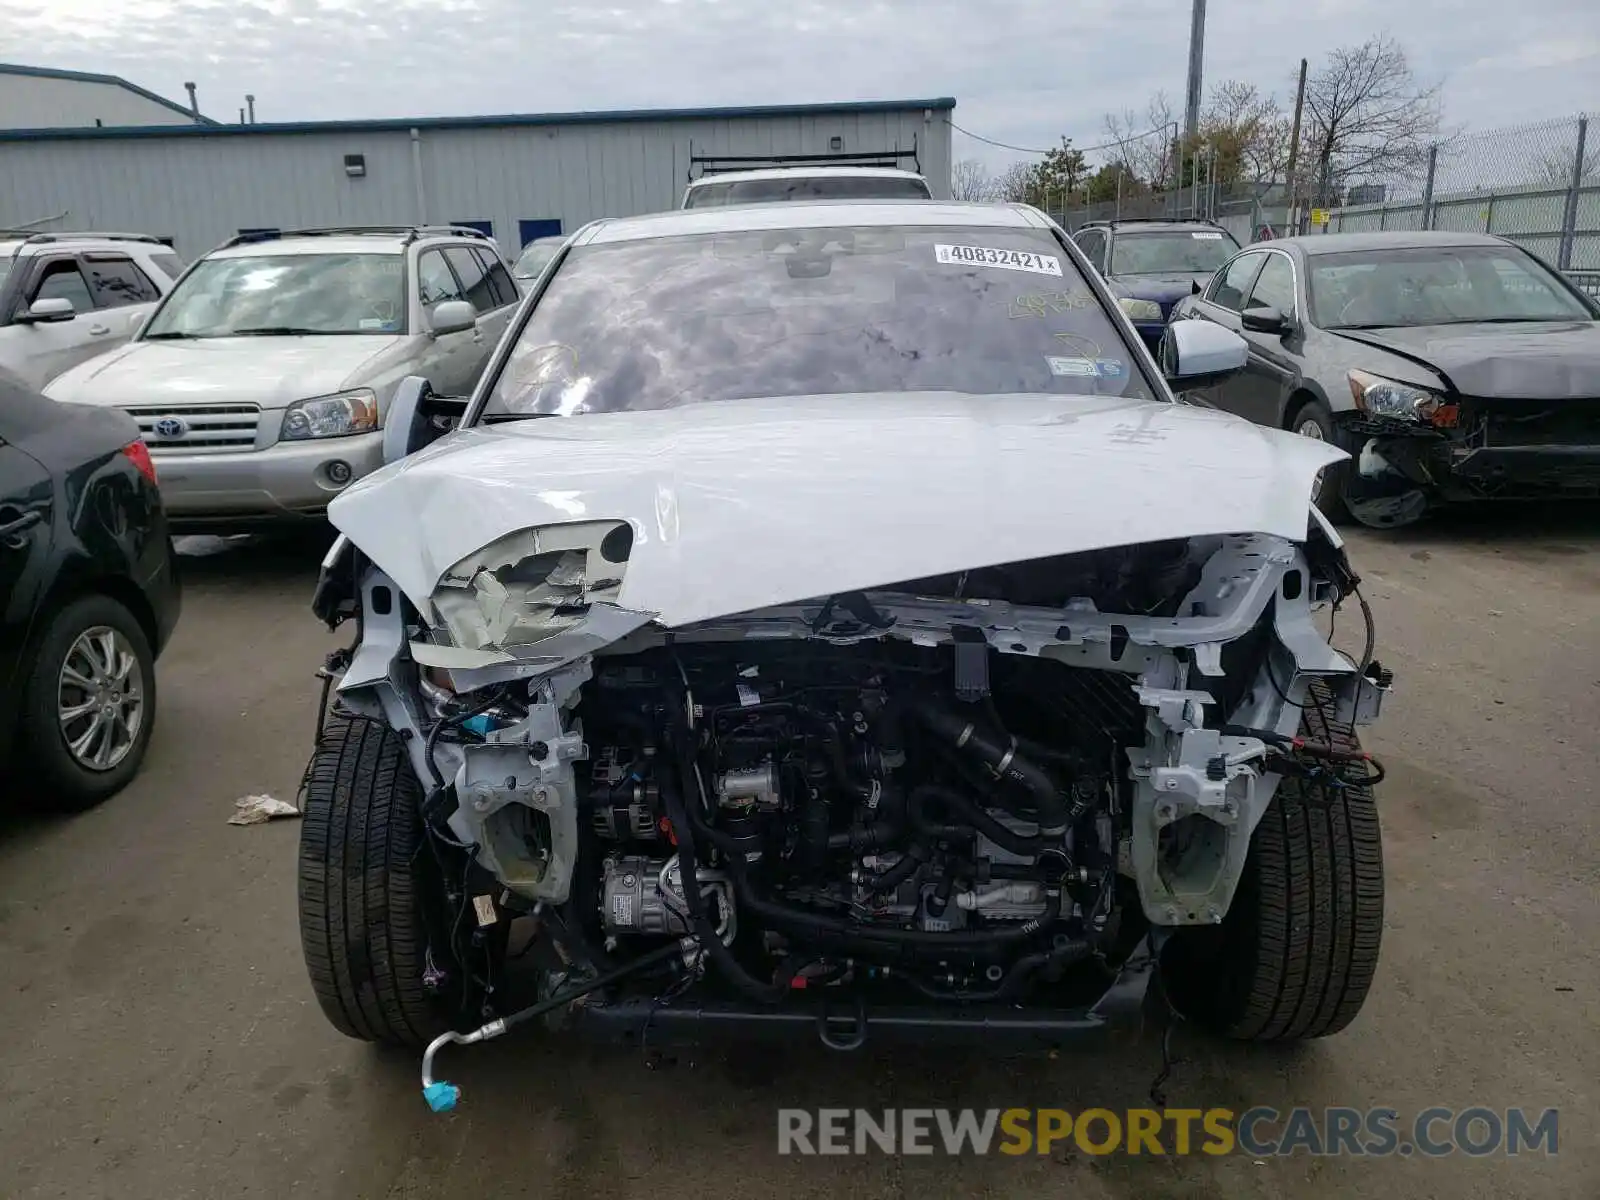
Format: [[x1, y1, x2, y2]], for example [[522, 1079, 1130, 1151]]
[[1007, 290, 1093, 318], [737, 683, 760, 708], [936, 244, 1062, 276], [1192, 231, 1225, 239], [358, 317, 388, 329], [1047, 356, 1126, 378]]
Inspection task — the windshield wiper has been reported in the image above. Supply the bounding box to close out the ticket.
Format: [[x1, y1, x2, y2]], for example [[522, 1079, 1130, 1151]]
[[1432, 316, 1574, 325], [141, 330, 200, 340], [229, 326, 330, 336]]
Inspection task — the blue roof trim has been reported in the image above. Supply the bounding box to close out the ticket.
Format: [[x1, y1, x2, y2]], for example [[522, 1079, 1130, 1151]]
[[0, 61, 216, 125], [0, 95, 954, 143]]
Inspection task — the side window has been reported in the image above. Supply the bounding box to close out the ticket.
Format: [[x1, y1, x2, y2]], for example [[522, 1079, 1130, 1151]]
[[1075, 229, 1106, 269], [84, 257, 161, 308], [443, 247, 496, 313], [417, 250, 464, 307], [1246, 254, 1296, 316], [148, 251, 187, 283], [476, 249, 518, 308], [1207, 253, 1265, 312], [29, 258, 96, 313]]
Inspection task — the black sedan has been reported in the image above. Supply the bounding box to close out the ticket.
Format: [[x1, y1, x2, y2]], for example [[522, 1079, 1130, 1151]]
[[1, 372, 180, 806], [1169, 230, 1600, 527]]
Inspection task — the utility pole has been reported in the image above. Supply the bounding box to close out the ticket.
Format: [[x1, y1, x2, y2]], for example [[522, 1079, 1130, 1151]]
[[1284, 57, 1308, 232], [1183, 0, 1206, 142]]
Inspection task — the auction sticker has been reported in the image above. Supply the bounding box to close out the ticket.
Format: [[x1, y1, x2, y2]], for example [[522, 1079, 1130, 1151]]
[[1047, 356, 1126, 378], [1191, 231, 1224, 239], [936, 244, 1062, 276]]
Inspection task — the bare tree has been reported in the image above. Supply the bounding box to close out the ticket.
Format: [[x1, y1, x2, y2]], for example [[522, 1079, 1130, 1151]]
[[1300, 34, 1443, 204], [950, 158, 993, 201], [1102, 92, 1177, 188], [1201, 80, 1291, 186], [992, 161, 1037, 204]]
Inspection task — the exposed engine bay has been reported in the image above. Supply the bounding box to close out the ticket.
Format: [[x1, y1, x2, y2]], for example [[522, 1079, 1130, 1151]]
[[323, 525, 1389, 1032]]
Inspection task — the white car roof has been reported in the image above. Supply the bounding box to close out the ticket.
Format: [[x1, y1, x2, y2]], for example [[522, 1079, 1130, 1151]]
[[686, 166, 926, 187], [580, 200, 1051, 245], [210, 236, 412, 259]]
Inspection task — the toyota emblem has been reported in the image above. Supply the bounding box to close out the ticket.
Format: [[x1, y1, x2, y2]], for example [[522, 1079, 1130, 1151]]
[[153, 416, 188, 439]]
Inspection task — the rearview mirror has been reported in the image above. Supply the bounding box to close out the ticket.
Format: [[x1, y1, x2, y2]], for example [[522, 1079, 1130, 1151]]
[[1241, 305, 1292, 335], [1160, 320, 1248, 390], [19, 297, 75, 323], [428, 299, 476, 337]]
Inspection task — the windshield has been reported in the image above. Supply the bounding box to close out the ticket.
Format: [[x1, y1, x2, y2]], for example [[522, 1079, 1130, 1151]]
[[684, 176, 932, 208], [513, 240, 562, 280], [1309, 245, 1595, 329], [142, 252, 406, 338], [1110, 230, 1238, 275], [480, 223, 1155, 419]]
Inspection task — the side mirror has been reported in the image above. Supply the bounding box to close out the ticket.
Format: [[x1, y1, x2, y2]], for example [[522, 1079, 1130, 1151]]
[[19, 297, 76, 323], [382, 376, 468, 465], [128, 311, 148, 333], [1241, 305, 1292, 335], [428, 299, 477, 337], [1160, 320, 1249, 390]]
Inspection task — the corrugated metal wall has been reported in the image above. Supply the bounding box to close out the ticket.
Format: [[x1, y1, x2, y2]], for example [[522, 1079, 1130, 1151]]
[[0, 106, 953, 257], [0, 73, 194, 130]]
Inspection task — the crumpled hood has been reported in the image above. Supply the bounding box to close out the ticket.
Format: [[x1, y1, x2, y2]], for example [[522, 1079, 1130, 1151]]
[[329, 392, 1344, 629], [42, 335, 403, 409], [1332, 321, 1600, 399]]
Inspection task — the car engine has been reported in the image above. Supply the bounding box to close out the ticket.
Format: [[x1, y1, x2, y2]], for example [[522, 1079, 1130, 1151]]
[[570, 639, 1130, 998]]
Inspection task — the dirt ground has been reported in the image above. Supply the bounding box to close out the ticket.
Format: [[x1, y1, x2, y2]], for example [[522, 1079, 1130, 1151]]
[[1, 506, 1596, 1200]]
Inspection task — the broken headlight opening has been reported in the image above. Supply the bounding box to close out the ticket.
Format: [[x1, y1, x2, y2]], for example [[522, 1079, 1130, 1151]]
[[314, 526, 1389, 1107]]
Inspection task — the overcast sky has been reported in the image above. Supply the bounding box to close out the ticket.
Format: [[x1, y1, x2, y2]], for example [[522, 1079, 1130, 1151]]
[[3, 0, 1596, 171]]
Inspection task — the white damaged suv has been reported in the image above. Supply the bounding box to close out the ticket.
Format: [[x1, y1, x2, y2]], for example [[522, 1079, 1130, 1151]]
[[44, 225, 519, 531], [297, 201, 1391, 1107]]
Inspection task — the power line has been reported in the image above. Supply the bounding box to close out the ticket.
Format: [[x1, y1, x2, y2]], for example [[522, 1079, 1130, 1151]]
[[951, 119, 1174, 158]]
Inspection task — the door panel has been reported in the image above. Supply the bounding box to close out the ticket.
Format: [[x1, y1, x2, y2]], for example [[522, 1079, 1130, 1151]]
[[1236, 254, 1300, 427], [0, 440, 57, 706], [413, 249, 479, 395], [14, 257, 106, 387]]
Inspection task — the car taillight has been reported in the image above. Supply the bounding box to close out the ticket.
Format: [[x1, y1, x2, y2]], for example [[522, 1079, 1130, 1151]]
[[122, 440, 158, 486]]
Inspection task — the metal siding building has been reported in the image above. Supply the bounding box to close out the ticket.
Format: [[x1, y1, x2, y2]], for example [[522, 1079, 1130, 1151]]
[[0, 63, 211, 129], [0, 99, 955, 257]]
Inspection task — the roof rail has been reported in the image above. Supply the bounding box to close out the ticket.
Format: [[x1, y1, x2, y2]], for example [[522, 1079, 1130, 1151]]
[[1084, 216, 1230, 229], [216, 224, 493, 250], [686, 134, 921, 182], [0, 229, 163, 246]]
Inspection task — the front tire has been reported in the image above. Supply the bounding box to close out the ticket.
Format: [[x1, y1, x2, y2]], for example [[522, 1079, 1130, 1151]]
[[19, 594, 157, 810], [297, 712, 453, 1048], [1287, 397, 1350, 521], [1166, 688, 1384, 1040]]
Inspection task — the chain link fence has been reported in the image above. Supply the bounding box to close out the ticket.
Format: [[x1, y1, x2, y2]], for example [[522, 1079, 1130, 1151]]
[[1311, 113, 1598, 269]]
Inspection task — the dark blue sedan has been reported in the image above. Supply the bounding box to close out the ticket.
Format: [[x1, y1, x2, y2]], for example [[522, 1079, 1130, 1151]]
[[1072, 219, 1240, 348]]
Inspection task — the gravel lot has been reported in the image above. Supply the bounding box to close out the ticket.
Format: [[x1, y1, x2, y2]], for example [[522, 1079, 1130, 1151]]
[[2, 507, 1596, 1200]]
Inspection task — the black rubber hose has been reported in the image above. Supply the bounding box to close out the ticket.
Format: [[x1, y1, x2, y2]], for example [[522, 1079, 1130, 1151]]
[[862, 843, 926, 895], [655, 761, 784, 1005], [827, 784, 908, 853], [906, 698, 1069, 834], [908, 784, 1061, 858], [902, 938, 1093, 1004]]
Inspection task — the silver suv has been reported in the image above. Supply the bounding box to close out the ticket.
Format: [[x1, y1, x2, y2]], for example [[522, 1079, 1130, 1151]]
[[44, 225, 520, 530], [0, 230, 184, 389]]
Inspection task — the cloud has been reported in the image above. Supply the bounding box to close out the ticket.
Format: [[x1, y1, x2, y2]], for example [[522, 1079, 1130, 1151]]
[[2, 0, 1595, 169]]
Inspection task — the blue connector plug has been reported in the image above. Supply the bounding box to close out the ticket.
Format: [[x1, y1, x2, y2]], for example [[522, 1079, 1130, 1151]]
[[423, 1081, 460, 1112], [461, 715, 494, 737]]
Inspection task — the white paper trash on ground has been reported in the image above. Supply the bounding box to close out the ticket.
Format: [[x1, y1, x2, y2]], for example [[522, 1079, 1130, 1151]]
[[229, 794, 302, 825]]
